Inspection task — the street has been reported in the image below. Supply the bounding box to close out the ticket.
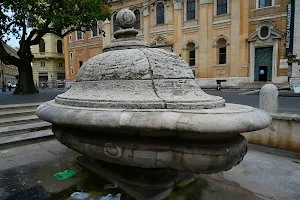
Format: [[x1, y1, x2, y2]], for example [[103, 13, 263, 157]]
[[204, 90, 300, 114], [0, 89, 65, 105], [0, 89, 299, 114]]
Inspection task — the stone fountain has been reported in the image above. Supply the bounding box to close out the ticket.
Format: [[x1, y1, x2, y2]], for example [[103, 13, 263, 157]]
[[37, 9, 272, 200]]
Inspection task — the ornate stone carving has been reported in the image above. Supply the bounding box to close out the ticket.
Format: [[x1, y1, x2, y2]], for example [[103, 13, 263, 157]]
[[213, 34, 231, 47], [143, 3, 149, 16], [200, 0, 213, 4], [173, 0, 182, 10], [150, 36, 173, 47], [247, 20, 283, 42]]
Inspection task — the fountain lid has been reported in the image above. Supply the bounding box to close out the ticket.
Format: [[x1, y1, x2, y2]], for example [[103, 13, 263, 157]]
[[55, 9, 225, 109], [37, 9, 271, 136]]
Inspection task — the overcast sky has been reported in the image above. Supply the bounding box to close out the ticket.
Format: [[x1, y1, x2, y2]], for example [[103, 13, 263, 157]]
[[5, 10, 30, 48]]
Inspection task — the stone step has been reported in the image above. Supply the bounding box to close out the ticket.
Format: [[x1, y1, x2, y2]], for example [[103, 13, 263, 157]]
[[0, 121, 51, 136], [0, 108, 37, 119], [0, 115, 42, 127], [0, 129, 54, 148], [0, 102, 41, 112]]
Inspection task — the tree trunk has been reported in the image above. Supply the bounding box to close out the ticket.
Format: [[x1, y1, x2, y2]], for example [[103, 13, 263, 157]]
[[13, 63, 37, 95]]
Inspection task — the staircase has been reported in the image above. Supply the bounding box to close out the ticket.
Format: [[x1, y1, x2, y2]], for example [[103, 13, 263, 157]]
[[0, 103, 53, 148]]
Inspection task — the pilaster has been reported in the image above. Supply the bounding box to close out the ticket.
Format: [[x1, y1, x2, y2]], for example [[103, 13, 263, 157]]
[[173, 0, 183, 55], [143, 3, 150, 44], [102, 18, 111, 47], [199, 2, 212, 78], [229, 0, 240, 77]]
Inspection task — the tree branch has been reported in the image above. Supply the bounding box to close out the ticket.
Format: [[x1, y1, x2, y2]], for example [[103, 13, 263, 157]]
[[19, 21, 27, 53], [26, 29, 38, 42], [61, 28, 77, 38], [2, 21, 23, 33], [29, 28, 68, 45], [0, 41, 21, 66]]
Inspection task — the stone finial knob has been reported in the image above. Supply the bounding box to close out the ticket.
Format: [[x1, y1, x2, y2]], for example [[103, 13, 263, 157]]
[[116, 9, 136, 29]]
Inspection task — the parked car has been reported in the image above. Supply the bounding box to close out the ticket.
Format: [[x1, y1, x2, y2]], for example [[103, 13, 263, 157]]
[[11, 84, 16, 88]]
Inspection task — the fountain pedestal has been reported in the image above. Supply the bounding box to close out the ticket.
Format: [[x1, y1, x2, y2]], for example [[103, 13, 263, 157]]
[[37, 9, 272, 199], [77, 156, 195, 200]]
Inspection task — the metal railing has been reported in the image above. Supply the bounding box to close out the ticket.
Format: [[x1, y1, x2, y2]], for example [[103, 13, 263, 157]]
[[36, 80, 66, 89]]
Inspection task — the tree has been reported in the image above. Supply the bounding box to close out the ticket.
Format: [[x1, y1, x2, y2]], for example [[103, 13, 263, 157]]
[[0, 0, 110, 94]]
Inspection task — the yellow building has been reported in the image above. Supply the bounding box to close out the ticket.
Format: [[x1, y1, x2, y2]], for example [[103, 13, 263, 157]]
[[64, 0, 290, 87], [0, 42, 18, 88], [32, 34, 65, 85]]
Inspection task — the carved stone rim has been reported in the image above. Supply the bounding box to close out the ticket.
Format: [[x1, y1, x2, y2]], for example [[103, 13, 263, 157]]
[[37, 100, 272, 135]]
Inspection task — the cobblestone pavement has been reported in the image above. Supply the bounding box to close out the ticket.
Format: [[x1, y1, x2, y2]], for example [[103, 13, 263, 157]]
[[0, 140, 299, 200]]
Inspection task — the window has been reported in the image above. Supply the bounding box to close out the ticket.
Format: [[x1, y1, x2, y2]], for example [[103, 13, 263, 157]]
[[192, 70, 196, 77], [59, 62, 63, 67], [57, 40, 63, 53], [186, 42, 196, 66], [219, 47, 226, 64], [259, 0, 272, 8], [91, 22, 99, 37], [156, 3, 165, 25], [260, 26, 269, 38], [39, 39, 45, 53], [70, 52, 73, 59], [217, 0, 227, 15], [57, 73, 65, 80], [189, 50, 195, 66], [76, 31, 83, 40], [215, 37, 228, 65], [113, 14, 119, 32], [40, 62, 45, 67], [134, 10, 141, 29], [79, 61, 83, 68], [69, 34, 72, 42], [70, 67, 74, 74], [186, 0, 196, 20], [38, 72, 48, 82]]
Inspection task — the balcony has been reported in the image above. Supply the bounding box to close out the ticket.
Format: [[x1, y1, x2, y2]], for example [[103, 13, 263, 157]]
[[33, 52, 64, 59]]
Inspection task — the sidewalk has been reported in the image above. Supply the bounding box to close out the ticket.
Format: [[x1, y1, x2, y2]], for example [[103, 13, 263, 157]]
[[0, 139, 300, 200]]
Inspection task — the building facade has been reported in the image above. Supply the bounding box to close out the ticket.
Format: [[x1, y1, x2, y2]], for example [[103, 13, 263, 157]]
[[291, 0, 300, 84], [64, 0, 290, 87], [64, 22, 103, 83], [31, 34, 65, 85], [0, 42, 18, 88]]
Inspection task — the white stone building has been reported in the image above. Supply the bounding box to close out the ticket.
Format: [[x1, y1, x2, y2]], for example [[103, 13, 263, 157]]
[[291, 0, 300, 84]]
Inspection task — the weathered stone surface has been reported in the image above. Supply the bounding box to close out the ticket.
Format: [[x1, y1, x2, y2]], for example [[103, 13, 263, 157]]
[[56, 80, 164, 109], [259, 84, 279, 113], [116, 8, 136, 29], [37, 8, 272, 176], [140, 48, 194, 79], [154, 79, 225, 109], [38, 101, 271, 134], [54, 125, 247, 174], [77, 49, 151, 81]]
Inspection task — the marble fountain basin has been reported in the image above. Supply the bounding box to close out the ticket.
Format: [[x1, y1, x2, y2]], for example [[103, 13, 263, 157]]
[[37, 101, 271, 174]]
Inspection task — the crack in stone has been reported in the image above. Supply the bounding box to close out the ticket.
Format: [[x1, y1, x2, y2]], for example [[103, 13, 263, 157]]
[[139, 49, 167, 109]]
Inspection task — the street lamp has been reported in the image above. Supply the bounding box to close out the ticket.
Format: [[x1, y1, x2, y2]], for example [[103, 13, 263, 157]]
[[2, 69, 6, 92], [1, 61, 6, 92]]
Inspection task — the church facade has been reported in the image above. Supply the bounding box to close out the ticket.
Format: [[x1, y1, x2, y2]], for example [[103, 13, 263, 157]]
[[64, 0, 290, 87]]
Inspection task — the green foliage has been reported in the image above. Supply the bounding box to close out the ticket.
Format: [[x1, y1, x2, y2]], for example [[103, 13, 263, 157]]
[[0, 0, 111, 42], [0, 0, 111, 94]]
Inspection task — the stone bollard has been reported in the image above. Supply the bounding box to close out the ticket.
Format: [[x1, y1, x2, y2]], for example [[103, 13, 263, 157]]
[[259, 84, 279, 113]]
